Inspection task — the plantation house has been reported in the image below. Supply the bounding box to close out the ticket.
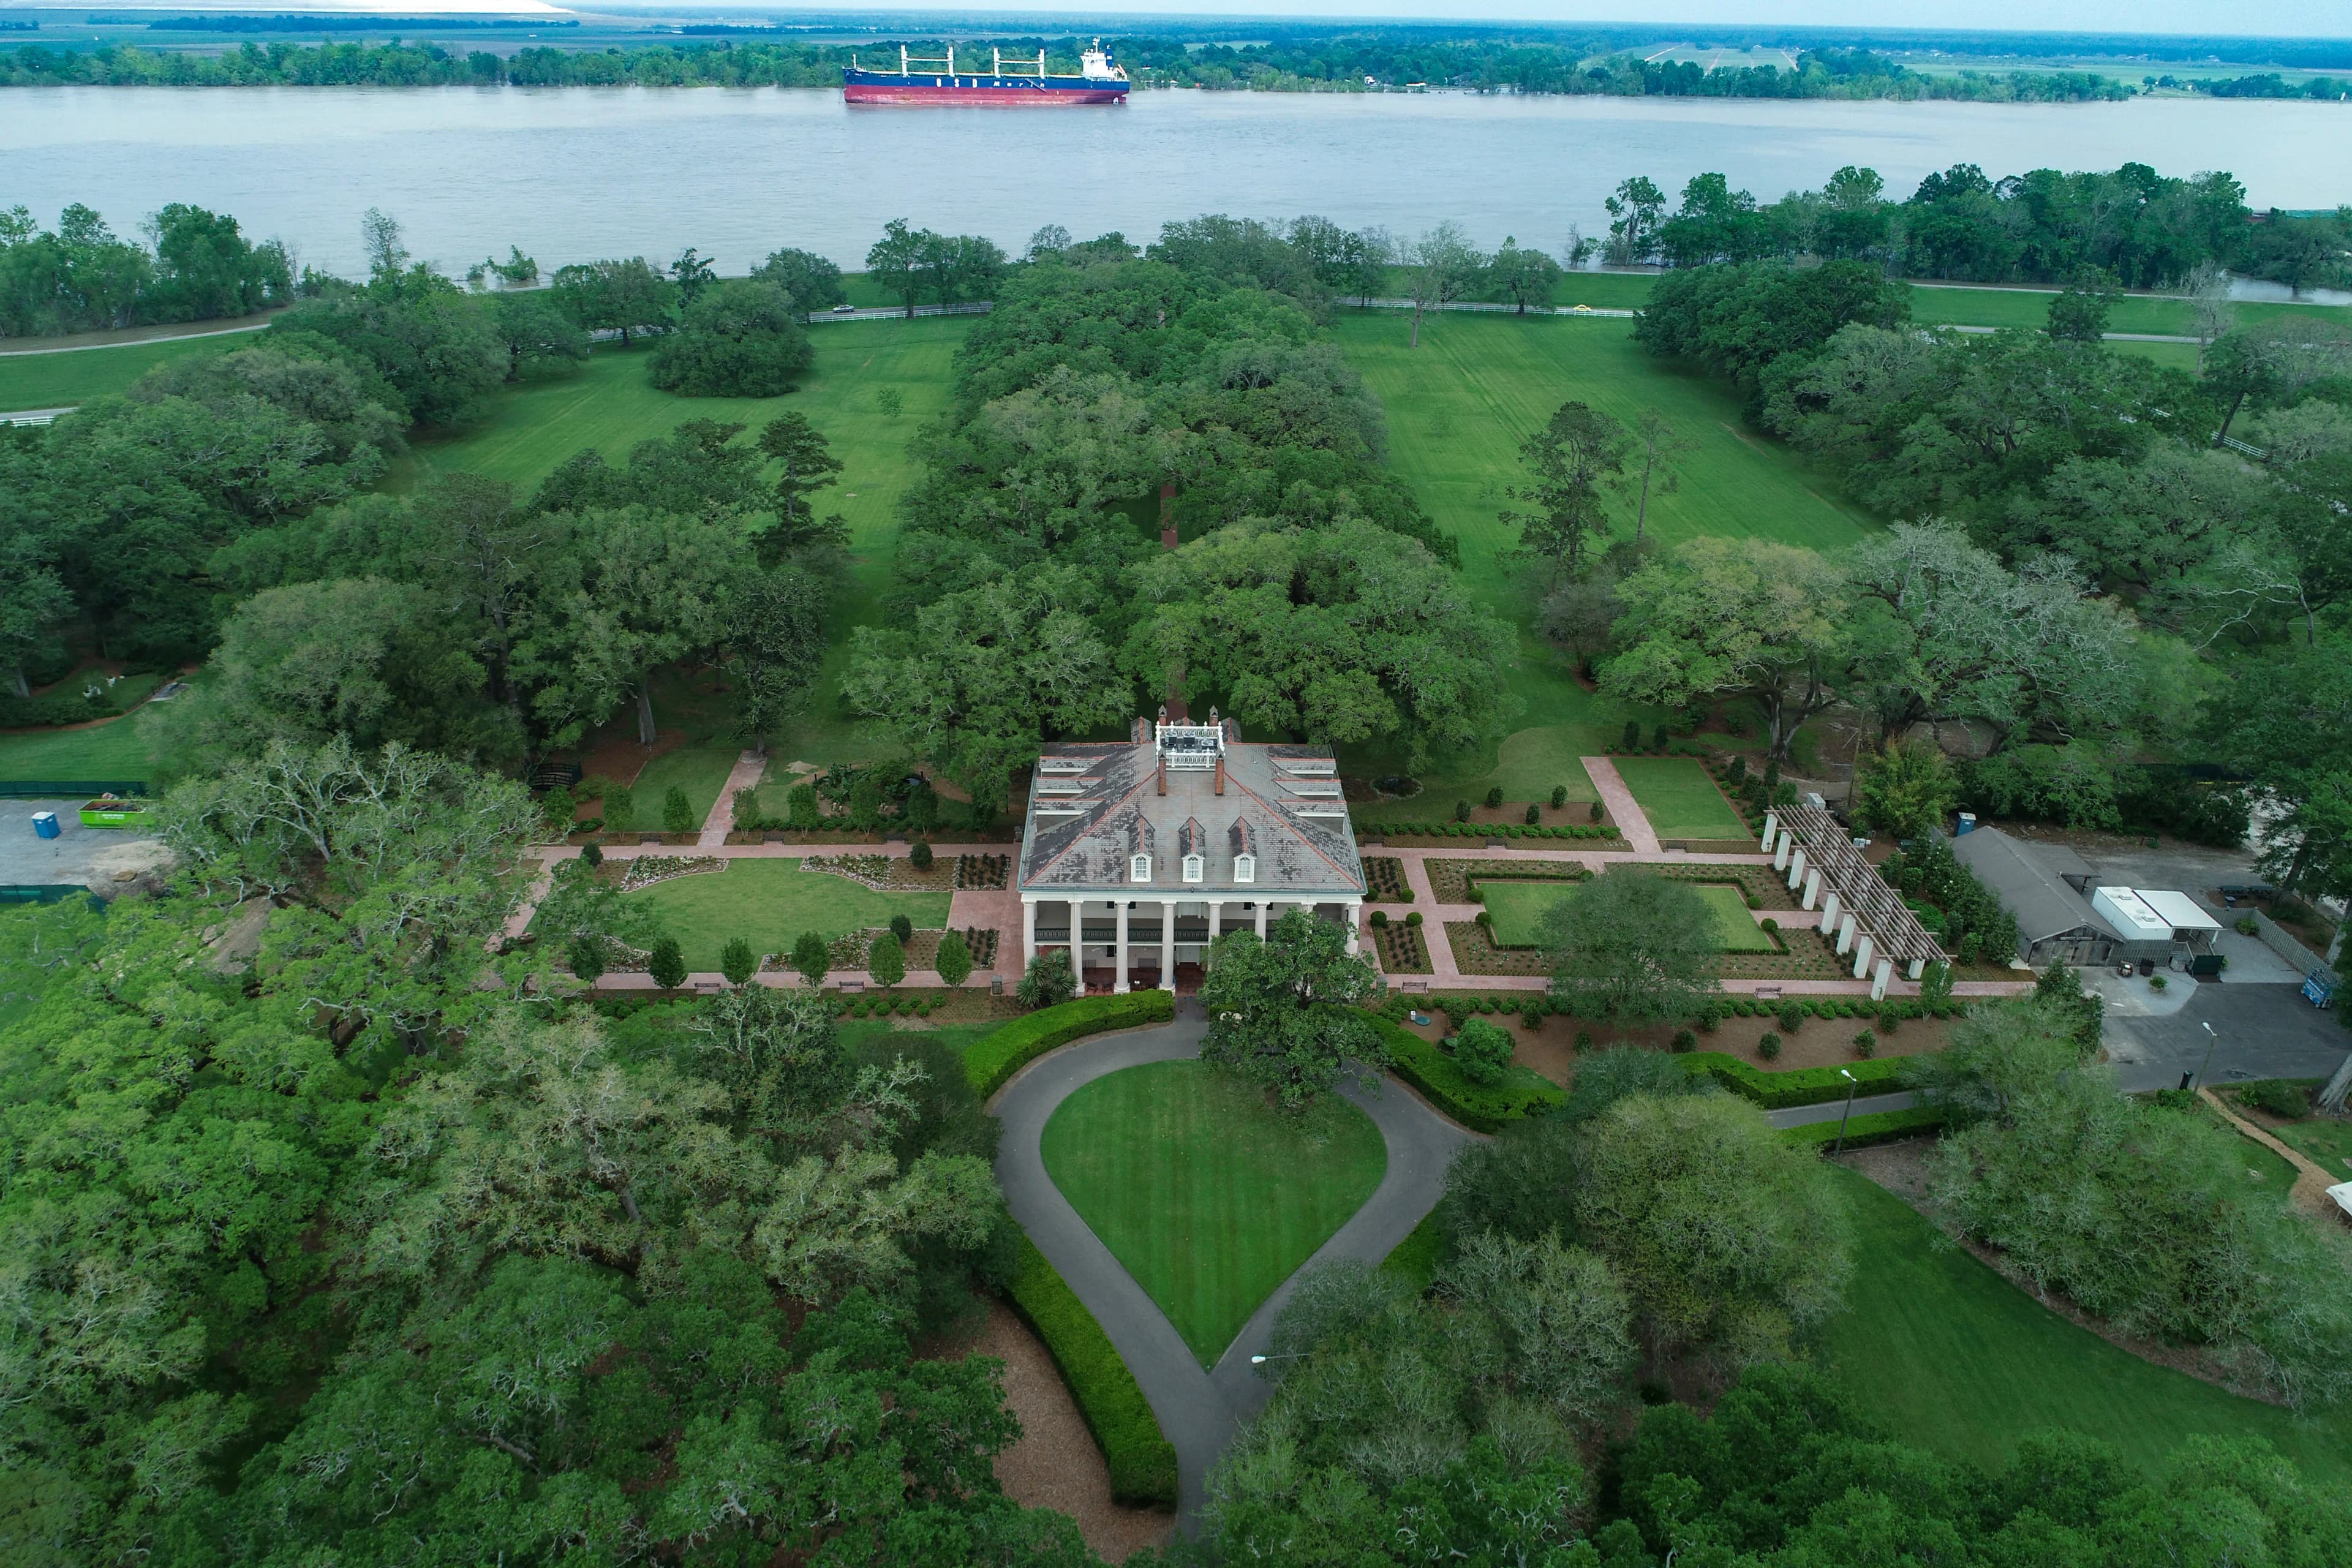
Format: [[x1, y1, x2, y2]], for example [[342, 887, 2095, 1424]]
[[1017, 709, 1367, 993]]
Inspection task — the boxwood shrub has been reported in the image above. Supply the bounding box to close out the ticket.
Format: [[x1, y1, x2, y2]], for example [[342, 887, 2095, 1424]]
[[963, 991, 1176, 1096], [1779, 1102, 1948, 1151], [1004, 1235, 1178, 1506], [1684, 1050, 1918, 1109], [1374, 1018, 1564, 1133]]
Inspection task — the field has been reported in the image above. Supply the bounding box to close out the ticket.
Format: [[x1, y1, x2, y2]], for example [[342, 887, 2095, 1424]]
[[0, 333, 246, 410], [625, 747, 743, 829], [1040, 1058, 1386, 1365], [0, 711, 168, 783], [620, 858, 949, 971], [1612, 756, 1749, 839], [1330, 311, 1869, 801], [1476, 873, 1770, 951], [1823, 1166, 2352, 1487], [2265, 1112, 2352, 1179], [410, 317, 974, 767]]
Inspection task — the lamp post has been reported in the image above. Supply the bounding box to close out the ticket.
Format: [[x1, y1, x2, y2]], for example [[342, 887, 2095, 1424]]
[[1831, 1067, 1859, 1156], [2190, 1020, 2220, 1092]]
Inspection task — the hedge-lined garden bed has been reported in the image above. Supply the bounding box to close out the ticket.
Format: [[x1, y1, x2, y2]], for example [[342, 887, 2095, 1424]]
[[1686, 1050, 1920, 1109], [1425, 858, 1591, 904], [1003, 1235, 1180, 1507], [1779, 1103, 1948, 1151], [965, 991, 1177, 1096], [1373, 1016, 1565, 1132], [1360, 822, 1623, 847]]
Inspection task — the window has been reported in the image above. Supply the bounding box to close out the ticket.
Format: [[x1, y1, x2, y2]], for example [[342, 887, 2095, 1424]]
[[1234, 853, 1256, 884], [1129, 854, 1151, 883], [1182, 853, 1204, 884]]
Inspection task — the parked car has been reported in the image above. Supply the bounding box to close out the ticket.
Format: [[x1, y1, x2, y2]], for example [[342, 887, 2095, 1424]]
[[831, 303, 858, 313]]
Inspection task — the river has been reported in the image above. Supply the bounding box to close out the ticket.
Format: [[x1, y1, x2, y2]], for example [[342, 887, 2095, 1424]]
[[6, 86, 2346, 276]]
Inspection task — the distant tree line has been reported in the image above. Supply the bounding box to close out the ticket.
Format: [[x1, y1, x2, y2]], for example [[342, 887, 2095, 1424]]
[[1600, 160, 2350, 293], [0, 34, 2162, 101]]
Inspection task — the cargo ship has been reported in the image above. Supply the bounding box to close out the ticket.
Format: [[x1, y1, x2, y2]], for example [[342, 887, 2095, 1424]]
[[843, 40, 1129, 105]]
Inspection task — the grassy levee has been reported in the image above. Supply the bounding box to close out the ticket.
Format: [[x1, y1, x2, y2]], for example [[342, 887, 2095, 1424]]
[[1821, 1165, 2352, 1487], [0, 333, 244, 409]]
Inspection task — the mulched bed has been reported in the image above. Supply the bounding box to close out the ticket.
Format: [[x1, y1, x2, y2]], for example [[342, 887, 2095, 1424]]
[[956, 853, 1011, 890], [1372, 921, 1432, 973], [1648, 862, 1795, 911], [1362, 856, 1412, 902], [619, 855, 726, 892], [1446, 919, 1548, 976], [802, 853, 957, 892]]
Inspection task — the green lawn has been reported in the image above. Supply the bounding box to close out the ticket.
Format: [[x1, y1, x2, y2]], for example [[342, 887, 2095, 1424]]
[[1329, 312, 1868, 798], [621, 858, 949, 970], [1822, 1166, 2352, 1487], [627, 747, 746, 830], [1041, 1058, 1387, 1365], [0, 708, 171, 783], [1476, 874, 1768, 951], [1611, 756, 1750, 839], [409, 317, 973, 768], [2268, 1114, 2352, 1181], [0, 333, 244, 410]]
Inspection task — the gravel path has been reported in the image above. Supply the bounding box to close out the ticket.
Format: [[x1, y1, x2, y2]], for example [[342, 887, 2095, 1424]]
[[990, 1006, 1473, 1526]]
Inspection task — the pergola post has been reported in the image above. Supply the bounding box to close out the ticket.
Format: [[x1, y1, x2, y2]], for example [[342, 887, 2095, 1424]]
[[1852, 931, 1875, 981], [1760, 810, 1778, 854], [1787, 846, 1808, 894], [1871, 956, 1893, 1001], [1820, 888, 1842, 932], [1113, 902, 1130, 994], [1835, 911, 1858, 957], [1906, 956, 1925, 981], [1772, 827, 1792, 872], [1801, 867, 1822, 911]]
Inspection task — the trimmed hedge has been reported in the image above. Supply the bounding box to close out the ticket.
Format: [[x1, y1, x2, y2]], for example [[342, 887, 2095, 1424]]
[[1003, 1235, 1179, 1507], [964, 991, 1176, 1096], [1358, 822, 1621, 842], [1374, 1017, 1565, 1133], [1779, 1103, 1948, 1151], [1686, 1051, 1918, 1109]]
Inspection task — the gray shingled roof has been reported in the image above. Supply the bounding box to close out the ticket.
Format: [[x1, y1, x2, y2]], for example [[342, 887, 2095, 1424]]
[[1019, 735, 1364, 897], [1950, 827, 2116, 944]]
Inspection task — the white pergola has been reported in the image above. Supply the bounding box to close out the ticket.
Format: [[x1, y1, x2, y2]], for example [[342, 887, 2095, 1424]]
[[1760, 805, 1947, 1000]]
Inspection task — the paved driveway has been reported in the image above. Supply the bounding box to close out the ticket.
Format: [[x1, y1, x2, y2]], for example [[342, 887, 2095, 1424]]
[[990, 1008, 1472, 1525], [0, 799, 137, 889]]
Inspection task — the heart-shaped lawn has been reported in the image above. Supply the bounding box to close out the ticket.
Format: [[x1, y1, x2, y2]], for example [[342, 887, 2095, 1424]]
[[1041, 1058, 1387, 1366]]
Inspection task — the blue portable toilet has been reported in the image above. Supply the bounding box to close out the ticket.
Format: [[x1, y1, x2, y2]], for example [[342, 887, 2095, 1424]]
[[31, 810, 61, 840], [1954, 812, 1977, 836]]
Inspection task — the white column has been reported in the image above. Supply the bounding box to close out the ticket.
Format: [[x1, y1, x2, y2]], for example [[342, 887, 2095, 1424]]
[[1344, 900, 1361, 955], [1022, 897, 1037, 967], [1836, 912, 1858, 957], [1871, 957, 1893, 1001], [1161, 900, 1177, 990], [1801, 868, 1822, 911], [1906, 956, 1925, 981], [1254, 901, 1268, 940], [1205, 901, 1223, 968], [1852, 931, 1875, 981], [1787, 846, 1808, 894], [1772, 828, 1792, 872], [1760, 810, 1778, 854], [1820, 888, 1842, 933], [1114, 901, 1129, 995]]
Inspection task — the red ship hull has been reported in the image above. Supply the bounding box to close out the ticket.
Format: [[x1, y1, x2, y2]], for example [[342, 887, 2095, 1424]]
[[843, 82, 1126, 105]]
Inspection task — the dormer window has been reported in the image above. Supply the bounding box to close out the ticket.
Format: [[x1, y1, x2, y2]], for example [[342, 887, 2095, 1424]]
[[1183, 854, 1204, 884], [1234, 854, 1256, 884], [1130, 854, 1151, 883]]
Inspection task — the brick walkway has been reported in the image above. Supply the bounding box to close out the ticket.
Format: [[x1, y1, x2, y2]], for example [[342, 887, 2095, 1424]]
[[2199, 1087, 2342, 1219], [1581, 756, 1662, 854], [696, 752, 768, 848]]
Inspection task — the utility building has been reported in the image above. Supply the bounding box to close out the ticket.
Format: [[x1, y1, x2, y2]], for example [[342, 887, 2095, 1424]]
[[1016, 707, 1366, 993]]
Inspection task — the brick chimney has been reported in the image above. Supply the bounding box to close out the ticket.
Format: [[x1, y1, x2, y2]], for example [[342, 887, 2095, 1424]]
[[1156, 758, 1167, 796], [1214, 755, 1226, 795]]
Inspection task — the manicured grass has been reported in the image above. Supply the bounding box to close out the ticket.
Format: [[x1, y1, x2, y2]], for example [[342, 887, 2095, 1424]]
[[622, 858, 949, 971], [1821, 1165, 2352, 1487], [409, 317, 974, 767], [1041, 1059, 1386, 1365], [0, 333, 243, 409], [1611, 756, 1750, 839], [628, 747, 744, 831], [1476, 875, 1770, 951], [835, 1016, 995, 1062], [0, 709, 170, 783], [1474, 878, 1578, 948]]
